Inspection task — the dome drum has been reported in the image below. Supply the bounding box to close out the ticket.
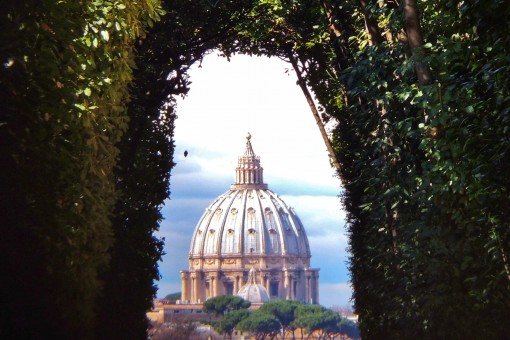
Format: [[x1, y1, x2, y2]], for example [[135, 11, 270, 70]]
[[188, 255, 312, 272], [180, 267, 319, 304]]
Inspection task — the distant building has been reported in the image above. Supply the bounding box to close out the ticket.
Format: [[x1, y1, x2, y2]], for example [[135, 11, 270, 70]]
[[147, 300, 208, 323], [180, 134, 319, 305]]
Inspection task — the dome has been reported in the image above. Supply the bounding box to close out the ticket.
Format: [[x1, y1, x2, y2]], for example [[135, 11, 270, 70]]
[[180, 134, 319, 305], [189, 134, 311, 259], [237, 268, 270, 303]]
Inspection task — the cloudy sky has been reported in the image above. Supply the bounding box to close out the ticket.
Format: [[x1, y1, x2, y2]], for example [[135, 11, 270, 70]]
[[156, 53, 352, 307]]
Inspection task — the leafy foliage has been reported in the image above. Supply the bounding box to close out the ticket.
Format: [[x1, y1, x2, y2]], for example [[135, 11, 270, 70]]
[[236, 311, 280, 340], [1, 0, 162, 338], [293, 304, 342, 339], [258, 299, 300, 338], [203, 295, 251, 316], [212, 309, 251, 339], [164, 292, 182, 302], [321, 0, 510, 338]]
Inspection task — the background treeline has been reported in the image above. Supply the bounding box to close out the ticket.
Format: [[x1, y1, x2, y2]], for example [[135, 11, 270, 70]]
[[201, 296, 359, 340], [1, 0, 509, 339]]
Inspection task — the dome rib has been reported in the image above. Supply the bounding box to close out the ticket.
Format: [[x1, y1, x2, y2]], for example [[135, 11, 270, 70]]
[[192, 193, 230, 257], [239, 189, 248, 255], [283, 204, 301, 255], [255, 190, 269, 255], [291, 208, 311, 256], [213, 191, 237, 257], [267, 192, 289, 256]]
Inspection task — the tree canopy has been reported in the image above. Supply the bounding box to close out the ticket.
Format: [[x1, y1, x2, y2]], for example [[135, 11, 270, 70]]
[[293, 304, 343, 339], [163, 292, 182, 301], [203, 295, 252, 317], [212, 309, 251, 340], [258, 299, 300, 338], [236, 311, 281, 340]]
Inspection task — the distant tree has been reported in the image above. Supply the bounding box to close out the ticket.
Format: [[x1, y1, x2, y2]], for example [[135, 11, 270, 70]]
[[236, 311, 280, 340], [293, 304, 342, 340], [203, 295, 251, 317], [258, 299, 301, 339], [164, 292, 182, 302], [213, 309, 251, 340]]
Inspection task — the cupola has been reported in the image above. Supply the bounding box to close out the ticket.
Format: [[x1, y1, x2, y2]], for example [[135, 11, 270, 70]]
[[236, 268, 270, 303]]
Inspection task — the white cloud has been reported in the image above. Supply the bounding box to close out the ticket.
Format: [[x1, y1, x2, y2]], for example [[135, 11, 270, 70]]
[[319, 282, 354, 308], [282, 195, 346, 232]]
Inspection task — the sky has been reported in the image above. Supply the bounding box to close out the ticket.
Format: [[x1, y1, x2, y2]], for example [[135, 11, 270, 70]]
[[156, 52, 352, 307]]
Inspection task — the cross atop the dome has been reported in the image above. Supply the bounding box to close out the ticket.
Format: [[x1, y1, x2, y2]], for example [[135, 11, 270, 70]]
[[243, 133, 256, 158]]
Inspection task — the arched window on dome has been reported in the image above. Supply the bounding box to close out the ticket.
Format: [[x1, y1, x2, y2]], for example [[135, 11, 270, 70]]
[[204, 229, 216, 254], [264, 208, 280, 254], [222, 208, 239, 254], [223, 228, 236, 253], [246, 228, 258, 253], [264, 208, 277, 228], [211, 208, 223, 226], [245, 208, 259, 253], [247, 208, 256, 229]]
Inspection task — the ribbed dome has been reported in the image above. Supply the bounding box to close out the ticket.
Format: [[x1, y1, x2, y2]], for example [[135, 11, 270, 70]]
[[237, 268, 270, 303], [189, 134, 311, 260]]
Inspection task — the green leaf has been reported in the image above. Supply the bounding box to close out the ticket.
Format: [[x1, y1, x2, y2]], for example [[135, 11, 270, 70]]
[[100, 30, 109, 41]]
